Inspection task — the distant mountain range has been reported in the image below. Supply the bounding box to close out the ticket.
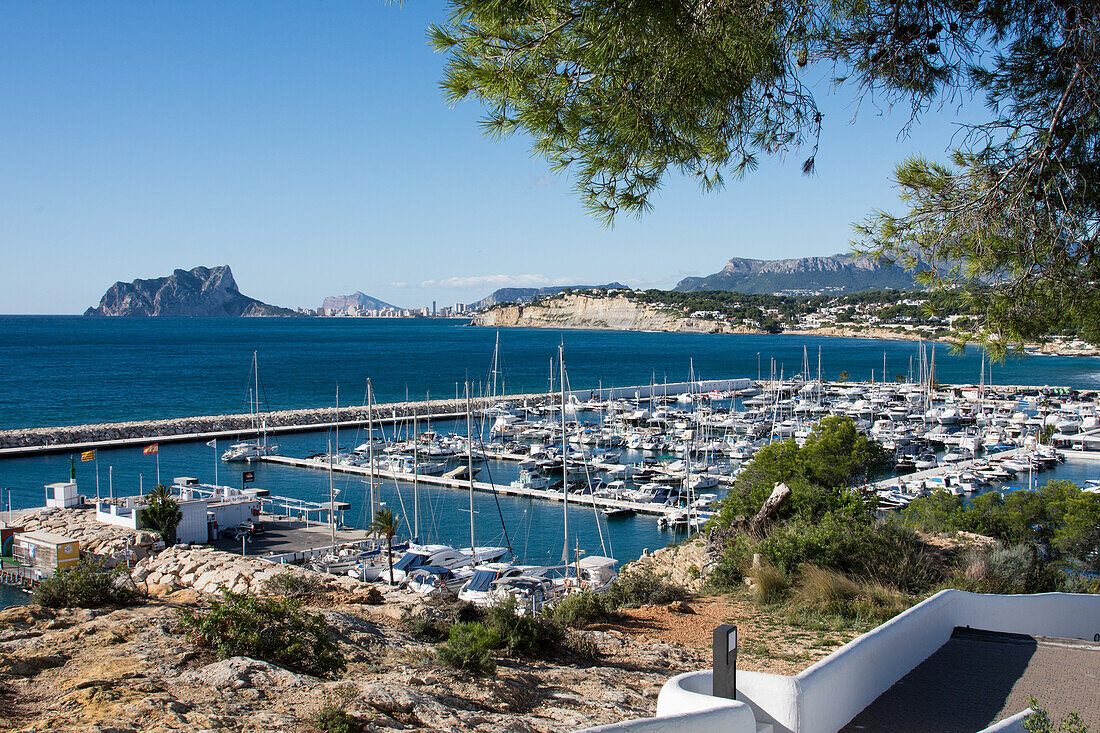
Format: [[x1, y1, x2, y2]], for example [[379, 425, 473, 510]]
[[674, 254, 920, 295], [84, 266, 298, 317], [320, 291, 397, 312], [469, 283, 628, 310]]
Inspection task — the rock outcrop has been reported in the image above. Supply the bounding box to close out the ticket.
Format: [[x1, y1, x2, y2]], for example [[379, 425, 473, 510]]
[[473, 293, 760, 334], [84, 265, 298, 317]]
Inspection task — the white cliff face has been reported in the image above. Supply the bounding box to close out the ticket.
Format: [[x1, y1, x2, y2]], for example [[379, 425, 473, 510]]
[[472, 294, 758, 334]]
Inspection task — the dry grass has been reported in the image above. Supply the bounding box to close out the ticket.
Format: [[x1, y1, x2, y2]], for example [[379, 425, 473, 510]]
[[748, 562, 789, 605], [794, 565, 912, 622]]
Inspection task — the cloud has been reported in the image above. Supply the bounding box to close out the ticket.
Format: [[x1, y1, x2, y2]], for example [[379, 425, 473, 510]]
[[386, 281, 410, 288], [419, 274, 573, 290], [530, 175, 555, 187]]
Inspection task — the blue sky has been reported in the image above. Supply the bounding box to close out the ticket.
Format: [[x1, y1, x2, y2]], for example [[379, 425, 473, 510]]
[[0, 1, 985, 313]]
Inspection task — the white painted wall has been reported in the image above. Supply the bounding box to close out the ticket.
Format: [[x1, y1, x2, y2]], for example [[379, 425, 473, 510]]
[[617, 590, 1100, 733], [174, 500, 210, 544], [579, 681, 757, 733]]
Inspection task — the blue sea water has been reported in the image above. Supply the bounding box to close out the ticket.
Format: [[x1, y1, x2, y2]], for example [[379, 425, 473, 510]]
[[1, 316, 1098, 609], [2, 316, 1098, 430]]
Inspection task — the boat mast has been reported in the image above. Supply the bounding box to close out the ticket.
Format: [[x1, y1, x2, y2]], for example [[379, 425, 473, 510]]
[[560, 343, 569, 565], [491, 331, 500, 400], [328, 437, 335, 547], [413, 396, 420, 540], [253, 351, 264, 447], [465, 382, 476, 558], [367, 378, 377, 528]]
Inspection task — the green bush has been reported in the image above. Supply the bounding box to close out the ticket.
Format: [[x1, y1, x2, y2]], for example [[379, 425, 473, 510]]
[[262, 571, 324, 599], [179, 589, 345, 678], [34, 557, 140, 609], [547, 590, 616, 628], [484, 596, 564, 657], [316, 705, 362, 733], [406, 615, 452, 643], [950, 543, 1055, 594], [1023, 696, 1089, 733], [436, 621, 499, 675], [607, 568, 687, 608]]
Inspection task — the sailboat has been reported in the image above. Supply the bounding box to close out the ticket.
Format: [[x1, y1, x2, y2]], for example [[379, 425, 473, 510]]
[[222, 351, 280, 462]]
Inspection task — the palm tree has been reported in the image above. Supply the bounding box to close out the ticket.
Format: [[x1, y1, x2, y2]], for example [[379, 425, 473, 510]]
[[368, 508, 400, 585], [139, 484, 182, 546]]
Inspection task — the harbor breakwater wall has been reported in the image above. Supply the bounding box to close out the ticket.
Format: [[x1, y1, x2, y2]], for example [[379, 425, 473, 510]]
[[0, 379, 752, 455]]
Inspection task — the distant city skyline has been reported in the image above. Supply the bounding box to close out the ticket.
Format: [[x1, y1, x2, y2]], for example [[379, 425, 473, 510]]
[[0, 1, 985, 314]]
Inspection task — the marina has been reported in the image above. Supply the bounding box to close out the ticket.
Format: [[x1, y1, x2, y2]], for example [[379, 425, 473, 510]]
[[3, 321, 1100, 607]]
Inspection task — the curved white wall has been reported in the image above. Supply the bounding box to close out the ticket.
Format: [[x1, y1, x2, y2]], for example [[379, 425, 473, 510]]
[[629, 590, 1100, 733]]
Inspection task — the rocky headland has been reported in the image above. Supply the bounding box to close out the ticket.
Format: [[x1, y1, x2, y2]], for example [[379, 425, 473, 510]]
[[84, 266, 297, 318], [472, 294, 761, 334]]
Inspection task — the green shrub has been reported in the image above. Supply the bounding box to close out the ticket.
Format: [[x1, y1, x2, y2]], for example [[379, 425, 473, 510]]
[[316, 705, 362, 733], [436, 622, 499, 675], [179, 589, 345, 678], [547, 590, 616, 628], [406, 615, 452, 643], [951, 543, 1055, 594], [34, 557, 140, 609], [1023, 696, 1089, 733], [262, 571, 324, 599], [607, 568, 687, 608], [484, 596, 564, 658]]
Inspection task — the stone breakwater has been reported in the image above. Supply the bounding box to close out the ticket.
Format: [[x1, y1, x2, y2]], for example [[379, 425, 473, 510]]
[[18, 508, 160, 567], [0, 393, 553, 451]]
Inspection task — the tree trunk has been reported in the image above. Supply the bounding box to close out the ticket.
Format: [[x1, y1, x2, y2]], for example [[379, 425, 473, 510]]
[[749, 482, 791, 537]]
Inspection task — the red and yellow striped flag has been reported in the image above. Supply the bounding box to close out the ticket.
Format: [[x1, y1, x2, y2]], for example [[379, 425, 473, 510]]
[[80, 450, 96, 462], [143, 444, 159, 455]]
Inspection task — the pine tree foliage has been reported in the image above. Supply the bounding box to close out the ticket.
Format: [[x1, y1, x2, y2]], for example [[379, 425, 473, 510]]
[[432, 0, 1100, 351]]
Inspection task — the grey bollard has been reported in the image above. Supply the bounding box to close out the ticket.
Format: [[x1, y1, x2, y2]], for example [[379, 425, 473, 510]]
[[713, 624, 737, 700]]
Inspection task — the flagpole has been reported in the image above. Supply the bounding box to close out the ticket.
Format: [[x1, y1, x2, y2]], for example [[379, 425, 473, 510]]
[[109, 466, 114, 499], [95, 456, 100, 500], [214, 439, 218, 486], [156, 450, 161, 487]]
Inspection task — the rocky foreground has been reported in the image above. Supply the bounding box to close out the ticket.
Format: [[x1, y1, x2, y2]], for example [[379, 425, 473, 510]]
[[0, 509, 713, 733], [0, 584, 704, 733]]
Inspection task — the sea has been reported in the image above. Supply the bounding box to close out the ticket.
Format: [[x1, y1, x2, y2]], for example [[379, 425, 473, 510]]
[[1, 316, 1098, 609]]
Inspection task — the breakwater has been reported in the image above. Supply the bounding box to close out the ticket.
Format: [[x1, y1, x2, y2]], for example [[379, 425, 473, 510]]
[[0, 378, 752, 456], [0, 395, 532, 454]]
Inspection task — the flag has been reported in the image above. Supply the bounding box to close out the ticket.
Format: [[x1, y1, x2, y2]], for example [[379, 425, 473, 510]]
[[80, 450, 96, 462], [143, 444, 159, 455], [206, 439, 216, 447]]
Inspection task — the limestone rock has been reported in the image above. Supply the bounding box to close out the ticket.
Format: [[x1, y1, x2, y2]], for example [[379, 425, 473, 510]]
[[181, 657, 310, 690]]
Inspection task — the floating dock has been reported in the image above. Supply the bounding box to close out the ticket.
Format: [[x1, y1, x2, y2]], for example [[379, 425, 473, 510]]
[[259, 455, 673, 516]]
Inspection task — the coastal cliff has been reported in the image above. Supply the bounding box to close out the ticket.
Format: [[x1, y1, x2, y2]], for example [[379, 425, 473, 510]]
[[674, 253, 919, 294], [472, 294, 760, 334], [84, 265, 298, 317]]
